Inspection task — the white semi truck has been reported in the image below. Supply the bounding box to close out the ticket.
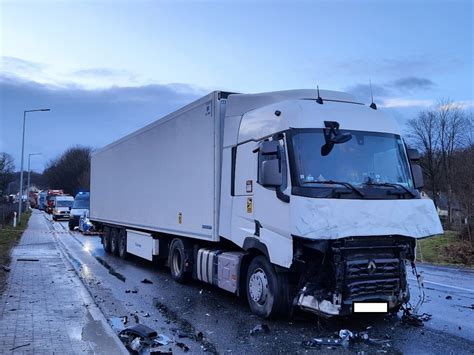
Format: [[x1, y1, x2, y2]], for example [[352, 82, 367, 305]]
[[90, 89, 443, 318]]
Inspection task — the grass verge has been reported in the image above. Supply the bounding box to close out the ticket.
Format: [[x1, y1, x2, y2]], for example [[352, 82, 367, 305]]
[[416, 230, 474, 267], [0, 210, 32, 293]]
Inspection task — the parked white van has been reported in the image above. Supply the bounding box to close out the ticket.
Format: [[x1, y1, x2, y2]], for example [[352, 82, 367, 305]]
[[52, 195, 74, 221]]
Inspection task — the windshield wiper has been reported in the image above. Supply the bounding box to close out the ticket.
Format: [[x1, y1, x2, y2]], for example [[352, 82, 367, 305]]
[[364, 182, 417, 197], [301, 180, 365, 197]]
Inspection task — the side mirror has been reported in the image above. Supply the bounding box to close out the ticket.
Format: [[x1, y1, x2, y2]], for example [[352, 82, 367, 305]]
[[407, 148, 421, 161], [260, 140, 280, 155], [261, 159, 282, 187], [412, 164, 424, 189]]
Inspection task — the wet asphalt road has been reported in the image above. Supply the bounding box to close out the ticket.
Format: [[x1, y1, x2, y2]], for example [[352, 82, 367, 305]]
[[47, 214, 473, 354]]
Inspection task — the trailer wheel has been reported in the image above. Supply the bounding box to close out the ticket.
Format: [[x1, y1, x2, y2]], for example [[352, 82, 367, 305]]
[[103, 227, 111, 253], [169, 238, 190, 283], [246, 255, 289, 318], [118, 229, 128, 259], [110, 228, 119, 256]]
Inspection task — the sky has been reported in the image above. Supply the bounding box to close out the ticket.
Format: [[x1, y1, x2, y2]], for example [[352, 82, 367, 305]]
[[0, 0, 473, 172]]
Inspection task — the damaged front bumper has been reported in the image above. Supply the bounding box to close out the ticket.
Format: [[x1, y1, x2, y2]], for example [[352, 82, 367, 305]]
[[294, 236, 414, 317]]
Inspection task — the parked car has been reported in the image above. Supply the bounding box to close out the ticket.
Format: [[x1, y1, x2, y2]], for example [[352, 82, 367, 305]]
[[52, 195, 74, 221], [69, 192, 90, 230]]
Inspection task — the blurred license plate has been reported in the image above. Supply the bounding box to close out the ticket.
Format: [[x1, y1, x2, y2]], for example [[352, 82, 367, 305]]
[[353, 302, 388, 313]]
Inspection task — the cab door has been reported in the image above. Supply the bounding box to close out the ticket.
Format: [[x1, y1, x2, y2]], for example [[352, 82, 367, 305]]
[[252, 136, 293, 268], [230, 142, 257, 247]]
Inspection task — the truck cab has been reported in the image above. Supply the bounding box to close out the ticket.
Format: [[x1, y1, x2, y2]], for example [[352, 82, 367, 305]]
[[219, 90, 443, 317]]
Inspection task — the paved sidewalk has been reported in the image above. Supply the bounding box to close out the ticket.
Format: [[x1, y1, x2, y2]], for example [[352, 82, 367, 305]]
[[0, 210, 126, 354]]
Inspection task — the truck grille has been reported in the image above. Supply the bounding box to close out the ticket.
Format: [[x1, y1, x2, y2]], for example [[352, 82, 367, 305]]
[[343, 258, 402, 299], [346, 277, 400, 299], [346, 258, 400, 280]]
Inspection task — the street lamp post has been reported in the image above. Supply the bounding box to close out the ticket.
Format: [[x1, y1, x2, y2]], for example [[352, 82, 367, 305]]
[[18, 109, 50, 223], [27, 153, 42, 209]]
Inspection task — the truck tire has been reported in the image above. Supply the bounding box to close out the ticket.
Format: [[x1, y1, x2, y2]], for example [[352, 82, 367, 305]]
[[118, 229, 128, 259], [110, 228, 119, 256], [246, 255, 290, 318], [103, 227, 111, 253], [169, 238, 190, 283], [68, 221, 74, 231]]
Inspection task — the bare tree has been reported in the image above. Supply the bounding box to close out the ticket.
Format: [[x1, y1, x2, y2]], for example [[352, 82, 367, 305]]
[[407, 100, 472, 227], [0, 153, 15, 196], [451, 144, 474, 241], [406, 110, 442, 208], [437, 100, 471, 226], [43, 146, 92, 195]]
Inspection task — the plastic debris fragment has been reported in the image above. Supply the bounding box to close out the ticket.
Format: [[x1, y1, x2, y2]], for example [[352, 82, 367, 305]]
[[250, 324, 270, 335]]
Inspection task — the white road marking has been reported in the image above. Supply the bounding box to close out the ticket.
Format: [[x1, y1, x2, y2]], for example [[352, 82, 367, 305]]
[[408, 277, 474, 293]]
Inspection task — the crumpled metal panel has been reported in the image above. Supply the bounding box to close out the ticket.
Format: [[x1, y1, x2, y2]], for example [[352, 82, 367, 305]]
[[291, 196, 443, 240]]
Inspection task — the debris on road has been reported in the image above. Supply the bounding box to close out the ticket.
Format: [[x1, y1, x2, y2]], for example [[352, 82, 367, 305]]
[[302, 337, 343, 348], [155, 334, 171, 346], [176, 342, 190, 352], [401, 307, 432, 327], [2, 265, 11, 272], [141, 278, 153, 284], [125, 289, 131, 293], [250, 323, 270, 335], [446, 295, 452, 300], [119, 324, 174, 353], [303, 328, 391, 349]]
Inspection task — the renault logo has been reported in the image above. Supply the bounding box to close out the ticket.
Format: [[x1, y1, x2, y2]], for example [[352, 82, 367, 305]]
[[367, 261, 377, 274]]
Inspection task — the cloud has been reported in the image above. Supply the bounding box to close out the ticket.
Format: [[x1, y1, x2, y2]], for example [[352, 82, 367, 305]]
[[391, 77, 435, 90], [1, 56, 147, 89], [345, 83, 391, 102], [72, 67, 133, 78], [0, 73, 206, 171], [1, 56, 46, 75], [380, 98, 434, 108]]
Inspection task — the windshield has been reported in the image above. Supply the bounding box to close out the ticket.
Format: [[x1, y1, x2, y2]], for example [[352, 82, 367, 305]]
[[291, 129, 413, 188], [73, 199, 89, 209], [56, 200, 74, 207]]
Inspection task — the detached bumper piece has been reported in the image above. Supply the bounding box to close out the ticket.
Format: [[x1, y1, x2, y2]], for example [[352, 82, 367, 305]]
[[296, 236, 414, 317]]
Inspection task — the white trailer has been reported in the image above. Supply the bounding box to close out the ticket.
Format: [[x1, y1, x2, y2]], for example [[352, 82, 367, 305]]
[[90, 89, 443, 318]]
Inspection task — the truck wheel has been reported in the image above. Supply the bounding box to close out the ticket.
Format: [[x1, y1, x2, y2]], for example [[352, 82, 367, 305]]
[[110, 228, 119, 256], [68, 221, 74, 231], [118, 229, 128, 259], [103, 227, 111, 253], [246, 255, 289, 318], [169, 238, 190, 283]]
